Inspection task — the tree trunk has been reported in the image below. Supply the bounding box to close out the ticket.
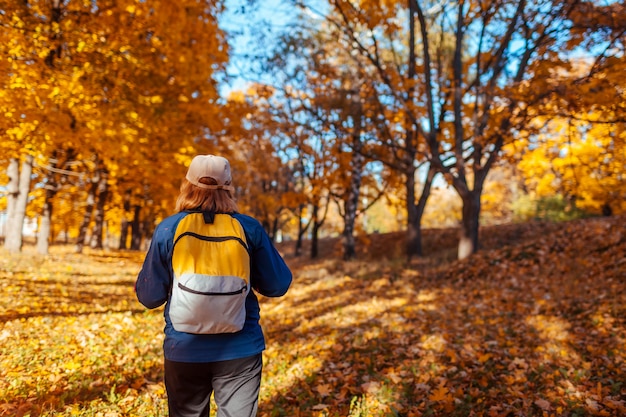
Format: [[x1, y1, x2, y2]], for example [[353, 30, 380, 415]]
[[37, 201, 53, 255], [271, 217, 279, 243], [310, 205, 319, 259], [405, 164, 420, 258], [341, 203, 358, 261], [294, 204, 308, 257], [4, 158, 19, 250], [130, 204, 142, 250], [5, 155, 33, 253], [341, 160, 363, 260], [342, 96, 364, 261], [458, 189, 481, 259], [294, 205, 305, 256], [404, 0, 426, 260], [90, 169, 109, 249], [76, 171, 99, 253], [406, 165, 436, 260], [37, 156, 59, 255], [119, 190, 131, 249]]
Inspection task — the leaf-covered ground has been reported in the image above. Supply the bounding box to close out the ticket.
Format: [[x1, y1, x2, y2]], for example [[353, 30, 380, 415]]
[[1, 216, 624, 416]]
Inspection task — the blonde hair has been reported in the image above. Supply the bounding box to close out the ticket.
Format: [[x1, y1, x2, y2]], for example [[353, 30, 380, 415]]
[[175, 178, 238, 213]]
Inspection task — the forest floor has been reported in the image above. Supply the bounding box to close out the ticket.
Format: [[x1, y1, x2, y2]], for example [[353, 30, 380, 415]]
[[1, 215, 625, 416]]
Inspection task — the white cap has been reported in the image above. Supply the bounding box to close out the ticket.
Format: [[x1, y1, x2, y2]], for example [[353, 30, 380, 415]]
[[185, 155, 234, 191]]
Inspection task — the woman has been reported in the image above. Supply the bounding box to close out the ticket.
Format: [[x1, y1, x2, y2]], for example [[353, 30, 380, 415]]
[[135, 154, 292, 417]]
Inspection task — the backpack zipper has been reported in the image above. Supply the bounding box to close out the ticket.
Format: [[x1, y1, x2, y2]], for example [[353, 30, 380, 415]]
[[178, 282, 248, 296]]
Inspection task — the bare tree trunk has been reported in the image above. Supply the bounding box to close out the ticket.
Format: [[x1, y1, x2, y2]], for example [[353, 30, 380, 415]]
[[37, 200, 53, 255], [4, 158, 19, 249], [130, 204, 142, 250], [5, 155, 33, 253], [294, 204, 310, 257], [75, 171, 99, 253], [342, 93, 364, 261], [295, 212, 303, 256], [458, 189, 482, 259], [341, 154, 363, 261], [404, 0, 425, 260], [310, 205, 319, 259], [37, 156, 59, 255], [270, 217, 279, 243], [405, 164, 419, 258], [341, 177, 360, 261], [406, 165, 436, 260], [90, 169, 109, 249], [119, 190, 131, 249]]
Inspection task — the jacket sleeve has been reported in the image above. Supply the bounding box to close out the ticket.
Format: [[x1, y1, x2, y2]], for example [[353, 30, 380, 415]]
[[240, 215, 292, 297], [135, 223, 174, 309]]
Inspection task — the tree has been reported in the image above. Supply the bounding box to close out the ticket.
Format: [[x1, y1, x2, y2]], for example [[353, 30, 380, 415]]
[[285, 0, 445, 259], [505, 1, 626, 218], [222, 88, 298, 241], [1, 0, 233, 252], [290, 0, 615, 260], [412, 0, 587, 258], [256, 17, 394, 259], [509, 117, 626, 216], [4, 155, 33, 252], [35, 148, 79, 254]]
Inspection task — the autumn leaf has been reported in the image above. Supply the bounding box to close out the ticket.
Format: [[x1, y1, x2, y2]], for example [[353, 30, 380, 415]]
[[535, 398, 552, 411], [315, 383, 332, 397], [429, 384, 452, 403]]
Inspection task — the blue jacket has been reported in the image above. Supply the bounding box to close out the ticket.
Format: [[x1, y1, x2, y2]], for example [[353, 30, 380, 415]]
[[135, 211, 292, 363]]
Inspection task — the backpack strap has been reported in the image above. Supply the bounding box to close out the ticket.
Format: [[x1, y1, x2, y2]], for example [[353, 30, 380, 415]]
[[202, 211, 215, 224], [183, 210, 236, 225]]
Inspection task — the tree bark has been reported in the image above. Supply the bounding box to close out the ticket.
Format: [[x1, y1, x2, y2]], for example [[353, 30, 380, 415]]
[[341, 171, 360, 261], [404, 0, 425, 260], [37, 155, 59, 255], [270, 217, 279, 243], [406, 164, 436, 260], [130, 204, 142, 250], [75, 170, 99, 253], [310, 205, 319, 259], [458, 189, 482, 259], [4, 155, 33, 253], [4, 158, 19, 249], [342, 94, 364, 261], [294, 204, 311, 257], [405, 164, 419, 258], [119, 190, 131, 249], [295, 206, 304, 256], [90, 169, 109, 249]]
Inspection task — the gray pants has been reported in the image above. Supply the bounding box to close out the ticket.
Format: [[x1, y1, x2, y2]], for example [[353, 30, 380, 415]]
[[164, 354, 262, 417]]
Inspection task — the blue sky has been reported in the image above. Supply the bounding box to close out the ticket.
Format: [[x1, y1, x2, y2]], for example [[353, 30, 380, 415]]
[[219, 0, 301, 95]]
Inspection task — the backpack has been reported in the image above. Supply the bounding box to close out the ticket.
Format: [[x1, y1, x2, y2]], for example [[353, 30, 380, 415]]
[[168, 211, 251, 334]]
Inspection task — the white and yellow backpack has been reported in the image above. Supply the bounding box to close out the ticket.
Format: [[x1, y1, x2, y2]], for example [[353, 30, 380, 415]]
[[169, 211, 250, 334]]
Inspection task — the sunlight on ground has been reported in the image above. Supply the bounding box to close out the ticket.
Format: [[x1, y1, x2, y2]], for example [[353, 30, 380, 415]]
[[1, 216, 626, 416]]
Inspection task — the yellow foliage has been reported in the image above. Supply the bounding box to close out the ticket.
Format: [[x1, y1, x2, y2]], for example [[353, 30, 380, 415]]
[[0, 0, 231, 235], [510, 116, 626, 215]]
